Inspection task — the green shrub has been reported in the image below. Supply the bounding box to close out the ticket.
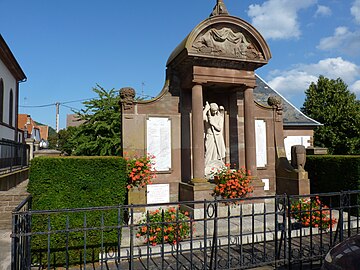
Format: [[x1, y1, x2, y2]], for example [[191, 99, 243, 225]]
[[28, 156, 127, 267], [306, 155, 360, 193]]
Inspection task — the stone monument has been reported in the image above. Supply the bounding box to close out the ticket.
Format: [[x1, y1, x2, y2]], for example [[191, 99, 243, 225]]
[[120, 0, 310, 204]]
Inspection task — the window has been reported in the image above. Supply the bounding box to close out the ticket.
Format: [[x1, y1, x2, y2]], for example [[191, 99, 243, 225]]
[[0, 79, 3, 122], [9, 89, 13, 126]]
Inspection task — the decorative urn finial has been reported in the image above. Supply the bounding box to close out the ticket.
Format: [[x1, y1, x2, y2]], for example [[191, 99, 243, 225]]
[[210, 0, 229, 17]]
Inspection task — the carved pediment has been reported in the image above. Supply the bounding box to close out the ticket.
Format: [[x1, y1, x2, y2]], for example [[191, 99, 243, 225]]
[[192, 26, 264, 61]]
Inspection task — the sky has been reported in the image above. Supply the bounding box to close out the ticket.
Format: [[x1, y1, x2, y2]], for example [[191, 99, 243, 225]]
[[1, 0, 359, 130]]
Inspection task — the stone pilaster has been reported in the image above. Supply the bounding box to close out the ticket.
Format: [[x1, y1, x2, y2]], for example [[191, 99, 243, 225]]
[[191, 83, 206, 181], [244, 87, 257, 177]]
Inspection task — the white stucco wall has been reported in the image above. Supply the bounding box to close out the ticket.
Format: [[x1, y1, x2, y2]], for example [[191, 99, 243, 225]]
[[284, 136, 311, 161], [0, 58, 17, 131]]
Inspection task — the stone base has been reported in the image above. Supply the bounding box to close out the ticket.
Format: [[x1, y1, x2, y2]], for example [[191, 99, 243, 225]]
[[179, 181, 215, 206], [250, 177, 266, 197], [277, 171, 310, 195], [127, 187, 147, 212]]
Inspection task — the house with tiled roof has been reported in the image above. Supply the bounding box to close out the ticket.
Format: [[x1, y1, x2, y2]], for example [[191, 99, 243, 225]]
[[18, 114, 43, 142]]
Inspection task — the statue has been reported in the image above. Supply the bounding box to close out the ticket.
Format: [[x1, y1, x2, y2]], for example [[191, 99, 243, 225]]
[[203, 102, 226, 175]]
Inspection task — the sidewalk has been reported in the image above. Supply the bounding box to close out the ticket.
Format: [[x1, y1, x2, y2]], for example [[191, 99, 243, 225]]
[[0, 229, 11, 270]]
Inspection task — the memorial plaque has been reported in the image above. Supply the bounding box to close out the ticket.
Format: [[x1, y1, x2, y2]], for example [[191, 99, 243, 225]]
[[146, 117, 171, 171], [147, 184, 170, 204], [262, 178, 270, 191], [255, 120, 267, 167]]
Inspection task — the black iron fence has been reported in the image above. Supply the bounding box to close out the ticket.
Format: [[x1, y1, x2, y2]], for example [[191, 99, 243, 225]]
[[11, 191, 360, 270], [0, 139, 29, 173]]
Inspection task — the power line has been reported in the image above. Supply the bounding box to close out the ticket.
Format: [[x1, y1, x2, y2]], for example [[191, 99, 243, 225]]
[[19, 97, 96, 108], [61, 104, 80, 111], [20, 103, 56, 108]]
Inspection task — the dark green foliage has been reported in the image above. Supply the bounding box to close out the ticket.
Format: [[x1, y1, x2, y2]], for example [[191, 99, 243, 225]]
[[301, 76, 360, 155], [47, 126, 78, 154], [306, 155, 360, 193], [28, 157, 128, 266]]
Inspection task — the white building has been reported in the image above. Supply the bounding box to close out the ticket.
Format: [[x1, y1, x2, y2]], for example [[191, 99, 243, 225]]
[[0, 34, 27, 143]]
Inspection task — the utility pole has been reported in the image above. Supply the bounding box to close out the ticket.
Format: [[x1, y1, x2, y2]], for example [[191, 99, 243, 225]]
[[56, 102, 60, 133]]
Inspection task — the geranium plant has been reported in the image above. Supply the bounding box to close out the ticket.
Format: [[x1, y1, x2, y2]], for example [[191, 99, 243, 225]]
[[126, 154, 156, 190], [212, 164, 253, 201], [290, 196, 337, 230], [136, 207, 193, 246]]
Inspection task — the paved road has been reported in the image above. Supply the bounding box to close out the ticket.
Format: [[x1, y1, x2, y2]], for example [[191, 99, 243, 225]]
[[0, 229, 11, 270]]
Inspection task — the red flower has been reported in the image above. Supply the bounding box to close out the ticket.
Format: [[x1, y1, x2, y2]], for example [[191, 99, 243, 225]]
[[126, 154, 156, 190], [211, 164, 253, 204]]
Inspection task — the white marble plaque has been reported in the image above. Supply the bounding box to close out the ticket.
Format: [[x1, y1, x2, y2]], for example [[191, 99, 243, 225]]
[[146, 117, 171, 171], [255, 120, 267, 167], [262, 179, 270, 191], [147, 184, 170, 204]]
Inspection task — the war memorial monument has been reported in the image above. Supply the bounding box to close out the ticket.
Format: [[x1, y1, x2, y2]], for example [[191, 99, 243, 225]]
[[120, 0, 317, 206]]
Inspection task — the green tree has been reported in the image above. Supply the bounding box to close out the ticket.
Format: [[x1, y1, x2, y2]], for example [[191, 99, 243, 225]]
[[301, 75, 360, 155], [70, 85, 122, 156]]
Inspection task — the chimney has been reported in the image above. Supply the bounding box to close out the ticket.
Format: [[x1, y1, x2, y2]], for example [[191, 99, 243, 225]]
[[26, 115, 31, 125]]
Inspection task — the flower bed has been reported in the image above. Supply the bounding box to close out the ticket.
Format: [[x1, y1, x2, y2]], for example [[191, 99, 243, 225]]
[[290, 196, 337, 230], [136, 207, 193, 246], [212, 164, 253, 202]]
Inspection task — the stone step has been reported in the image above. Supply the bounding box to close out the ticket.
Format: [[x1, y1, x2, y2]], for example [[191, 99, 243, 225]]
[[0, 180, 29, 231]]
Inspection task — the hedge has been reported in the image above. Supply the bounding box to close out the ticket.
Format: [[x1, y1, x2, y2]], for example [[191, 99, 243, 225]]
[[306, 155, 360, 193], [27, 156, 128, 267]]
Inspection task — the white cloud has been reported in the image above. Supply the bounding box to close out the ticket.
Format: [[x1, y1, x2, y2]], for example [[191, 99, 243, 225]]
[[351, 0, 360, 24], [268, 71, 317, 95], [314, 5, 332, 17], [247, 0, 317, 40], [317, 27, 360, 56], [350, 80, 360, 95], [267, 57, 360, 99]]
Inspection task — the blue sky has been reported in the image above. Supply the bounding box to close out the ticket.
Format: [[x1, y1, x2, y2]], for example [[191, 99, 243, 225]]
[[1, 0, 359, 130]]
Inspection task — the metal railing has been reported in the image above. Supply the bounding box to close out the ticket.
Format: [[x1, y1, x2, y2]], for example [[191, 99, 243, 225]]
[[11, 191, 360, 270], [0, 139, 29, 173]]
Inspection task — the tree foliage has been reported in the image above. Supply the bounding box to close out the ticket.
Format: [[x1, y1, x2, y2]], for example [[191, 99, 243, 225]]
[[49, 127, 78, 154], [301, 75, 360, 155], [71, 85, 122, 156]]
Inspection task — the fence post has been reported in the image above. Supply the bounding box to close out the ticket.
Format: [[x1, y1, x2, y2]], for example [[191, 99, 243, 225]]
[[11, 213, 18, 270], [286, 194, 292, 270], [209, 199, 218, 270]]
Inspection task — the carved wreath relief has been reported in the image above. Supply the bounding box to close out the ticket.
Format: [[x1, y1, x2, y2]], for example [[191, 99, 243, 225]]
[[192, 27, 263, 60]]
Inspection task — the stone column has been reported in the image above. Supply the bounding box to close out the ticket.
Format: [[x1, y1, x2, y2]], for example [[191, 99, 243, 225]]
[[25, 138, 35, 160], [244, 87, 257, 176], [191, 83, 205, 181], [34, 141, 40, 151]]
